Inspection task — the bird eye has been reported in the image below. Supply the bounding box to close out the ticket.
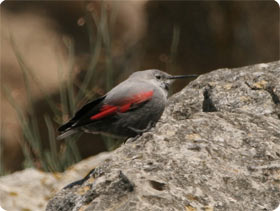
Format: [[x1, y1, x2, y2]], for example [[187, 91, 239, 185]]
[[155, 74, 161, 80]]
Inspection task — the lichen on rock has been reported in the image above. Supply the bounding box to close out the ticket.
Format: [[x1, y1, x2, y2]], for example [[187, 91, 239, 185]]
[[2, 61, 280, 211], [46, 61, 280, 211]]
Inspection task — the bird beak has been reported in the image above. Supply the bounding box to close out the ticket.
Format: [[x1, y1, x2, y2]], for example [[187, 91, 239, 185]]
[[167, 74, 199, 80], [164, 74, 198, 89]]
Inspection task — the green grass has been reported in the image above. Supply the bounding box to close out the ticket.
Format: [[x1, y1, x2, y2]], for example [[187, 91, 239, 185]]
[[2, 37, 82, 172], [0, 4, 119, 174], [0, 3, 182, 175]]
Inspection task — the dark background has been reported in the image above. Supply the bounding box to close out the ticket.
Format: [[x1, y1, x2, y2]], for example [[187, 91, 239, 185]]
[[1, 0, 279, 173]]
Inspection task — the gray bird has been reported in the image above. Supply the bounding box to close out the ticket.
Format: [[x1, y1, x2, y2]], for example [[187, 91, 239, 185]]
[[57, 69, 197, 140]]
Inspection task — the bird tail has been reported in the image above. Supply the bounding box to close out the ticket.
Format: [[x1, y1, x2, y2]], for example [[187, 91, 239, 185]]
[[56, 129, 78, 140]]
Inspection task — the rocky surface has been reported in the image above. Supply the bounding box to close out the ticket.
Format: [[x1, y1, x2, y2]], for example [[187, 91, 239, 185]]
[[46, 61, 280, 211], [1, 61, 279, 211], [0, 152, 112, 211]]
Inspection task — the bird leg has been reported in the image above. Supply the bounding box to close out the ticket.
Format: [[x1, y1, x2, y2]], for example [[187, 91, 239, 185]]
[[126, 121, 154, 143], [128, 121, 154, 135], [125, 134, 141, 143]]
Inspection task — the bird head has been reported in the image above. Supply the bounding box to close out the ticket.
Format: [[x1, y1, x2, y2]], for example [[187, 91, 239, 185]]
[[129, 69, 198, 93]]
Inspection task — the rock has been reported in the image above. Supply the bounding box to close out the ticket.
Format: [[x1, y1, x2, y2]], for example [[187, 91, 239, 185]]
[[1, 61, 279, 211], [0, 152, 112, 211], [46, 61, 280, 211]]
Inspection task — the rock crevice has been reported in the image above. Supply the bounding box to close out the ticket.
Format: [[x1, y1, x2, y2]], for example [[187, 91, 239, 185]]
[[47, 61, 280, 211], [2, 62, 279, 211]]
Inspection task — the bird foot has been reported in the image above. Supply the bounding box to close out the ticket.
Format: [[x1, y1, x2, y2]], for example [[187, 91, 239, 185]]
[[125, 135, 141, 143], [128, 121, 154, 135], [125, 121, 154, 143]]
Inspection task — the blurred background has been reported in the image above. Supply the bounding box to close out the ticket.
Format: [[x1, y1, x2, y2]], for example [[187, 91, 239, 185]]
[[1, 0, 279, 174]]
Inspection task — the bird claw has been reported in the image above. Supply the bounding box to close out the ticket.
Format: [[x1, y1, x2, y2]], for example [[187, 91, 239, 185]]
[[128, 121, 154, 135], [125, 135, 141, 143], [125, 121, 155, 143]]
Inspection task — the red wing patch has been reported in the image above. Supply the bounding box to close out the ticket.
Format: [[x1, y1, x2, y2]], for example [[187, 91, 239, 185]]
[[90, 105, 118, 120], [90, 90, 153, 120], [131, 90, 154, 104]]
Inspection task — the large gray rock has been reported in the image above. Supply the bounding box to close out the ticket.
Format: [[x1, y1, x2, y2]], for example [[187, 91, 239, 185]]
[[0, 152, 112, 211], [46, 61, 280, 211], [2, 63, 280, 211]]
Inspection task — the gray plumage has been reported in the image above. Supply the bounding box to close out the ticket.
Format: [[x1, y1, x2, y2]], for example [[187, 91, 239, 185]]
[[57, 69, 197, 140]]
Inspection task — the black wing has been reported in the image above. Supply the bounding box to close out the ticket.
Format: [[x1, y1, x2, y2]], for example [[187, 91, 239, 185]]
[[58, 95, 106, 132]]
